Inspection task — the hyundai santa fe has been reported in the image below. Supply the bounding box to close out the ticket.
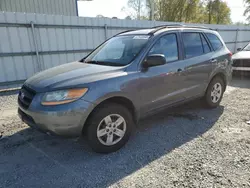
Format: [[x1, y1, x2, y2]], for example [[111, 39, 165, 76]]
[[18, 25, 232, 153]]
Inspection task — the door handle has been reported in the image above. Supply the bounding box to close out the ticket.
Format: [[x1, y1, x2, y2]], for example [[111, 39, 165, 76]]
[[211, 59, 217, 63]]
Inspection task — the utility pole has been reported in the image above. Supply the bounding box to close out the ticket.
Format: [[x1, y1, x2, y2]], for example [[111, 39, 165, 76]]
[[208, 0, 213, 24], [138, 0, 141, 20], [151, 0, 155, 20]]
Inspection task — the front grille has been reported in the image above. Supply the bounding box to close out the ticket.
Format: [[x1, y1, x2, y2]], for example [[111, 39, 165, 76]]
[[18, 85, 36, 109], [233, 59, 250, 67]]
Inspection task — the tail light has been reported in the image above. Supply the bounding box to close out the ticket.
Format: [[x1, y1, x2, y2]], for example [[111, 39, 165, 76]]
[[228, 52, 233, 65], [229, 52, 233, 62]]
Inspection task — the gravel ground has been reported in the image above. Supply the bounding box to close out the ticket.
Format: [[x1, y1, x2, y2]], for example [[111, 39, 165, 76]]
[[0, 77, 250, 188]]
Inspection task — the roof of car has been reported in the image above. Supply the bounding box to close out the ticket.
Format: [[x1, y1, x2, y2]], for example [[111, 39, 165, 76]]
[[118, 25, 215, 36]]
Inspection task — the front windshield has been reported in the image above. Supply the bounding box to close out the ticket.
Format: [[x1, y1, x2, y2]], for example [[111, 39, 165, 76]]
[[84, 35, 150, 66], [243, 43, 250, 51]]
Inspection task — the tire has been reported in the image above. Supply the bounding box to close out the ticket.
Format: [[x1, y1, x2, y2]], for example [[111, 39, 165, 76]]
[[204, 76, 225, 108], [86, 103, 133, 153]]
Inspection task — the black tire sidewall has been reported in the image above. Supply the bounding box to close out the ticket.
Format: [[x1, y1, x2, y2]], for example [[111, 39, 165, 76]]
[[205, 77, 225, 108], [86, 103, 133, 153]]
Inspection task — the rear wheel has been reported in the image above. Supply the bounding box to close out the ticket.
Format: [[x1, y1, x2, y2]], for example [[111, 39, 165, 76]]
[[204, 76, 225, 108], [86, 103, 133, 153]]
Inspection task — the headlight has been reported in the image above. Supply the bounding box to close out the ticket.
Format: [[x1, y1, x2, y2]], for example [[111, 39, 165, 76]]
[[41, 88, 88, 106]]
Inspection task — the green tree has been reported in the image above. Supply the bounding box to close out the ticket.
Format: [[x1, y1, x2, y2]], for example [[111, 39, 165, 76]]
[[184, 0, 202, 22], [244, 0, 250, 22], [146, 0, 154, 20], [126, 0, 145, 20], [155, 0, 185, 22], [125, 0, 231, 24], [205, 0, 231, 24], [154, 0, 205, 23]]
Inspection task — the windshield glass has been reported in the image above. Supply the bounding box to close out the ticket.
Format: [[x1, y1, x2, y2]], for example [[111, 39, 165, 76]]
[[243, 43, 250, 51], [84, 35, 150, 66]]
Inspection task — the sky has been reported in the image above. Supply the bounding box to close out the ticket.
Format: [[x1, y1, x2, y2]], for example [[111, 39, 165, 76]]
[[77, 0, 247, 23]]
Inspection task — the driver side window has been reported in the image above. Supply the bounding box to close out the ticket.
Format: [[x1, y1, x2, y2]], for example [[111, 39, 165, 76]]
[[149, 33, 179, 62]]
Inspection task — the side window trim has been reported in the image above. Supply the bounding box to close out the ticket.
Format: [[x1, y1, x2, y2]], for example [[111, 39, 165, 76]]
[[176, 31, 184, 61], [145, 32, 180, 64], [200, 33, 212, 54], [202, 32, 213, 51], [199, 33, 205, 53]]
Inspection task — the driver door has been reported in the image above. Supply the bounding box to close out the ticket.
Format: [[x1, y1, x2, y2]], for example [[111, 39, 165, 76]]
[[139, 33, 187, 115]]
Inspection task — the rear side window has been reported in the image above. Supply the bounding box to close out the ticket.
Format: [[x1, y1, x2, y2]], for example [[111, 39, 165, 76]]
[[182, 33, 203, 58], [201, 34, 211, 53], [206, 33, 223, 51]]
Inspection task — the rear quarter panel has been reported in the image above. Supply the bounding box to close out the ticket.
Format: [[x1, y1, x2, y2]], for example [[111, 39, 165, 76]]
[[209, 48, 232, 87], [205, 31, 232, 87]]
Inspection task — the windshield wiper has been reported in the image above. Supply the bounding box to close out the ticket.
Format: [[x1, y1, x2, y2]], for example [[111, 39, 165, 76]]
[[84, 60, 101, 64], [99, 62, 124, 66], [84, 60, 124, 66]]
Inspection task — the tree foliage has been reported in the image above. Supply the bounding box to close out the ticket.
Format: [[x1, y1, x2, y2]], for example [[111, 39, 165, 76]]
[[244, 0, 250, 22], [206, 0, 231, 24], [127, 0, 143, 19], [126, 0, 231, 24]]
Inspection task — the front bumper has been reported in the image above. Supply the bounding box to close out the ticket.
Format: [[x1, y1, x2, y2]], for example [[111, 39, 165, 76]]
[[18, 98, 95, 137]]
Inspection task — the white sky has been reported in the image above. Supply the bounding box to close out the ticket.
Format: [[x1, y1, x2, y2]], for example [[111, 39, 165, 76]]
[[77, 0, 247, 23]]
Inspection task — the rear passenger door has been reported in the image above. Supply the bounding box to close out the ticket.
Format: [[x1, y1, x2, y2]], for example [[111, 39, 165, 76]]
[[180, 31, 213, 99]]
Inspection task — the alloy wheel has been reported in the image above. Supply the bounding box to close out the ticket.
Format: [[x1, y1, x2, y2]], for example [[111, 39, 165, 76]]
[[97, 114, 126, 146], [211, 83, 222, 103]]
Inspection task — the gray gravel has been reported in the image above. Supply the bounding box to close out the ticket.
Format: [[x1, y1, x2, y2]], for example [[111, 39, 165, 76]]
[[0, 77, 250, 188]]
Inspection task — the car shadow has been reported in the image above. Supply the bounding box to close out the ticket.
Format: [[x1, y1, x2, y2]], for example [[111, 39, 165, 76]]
[[230, 75, 250, 89], [0, 101, 224, 188]]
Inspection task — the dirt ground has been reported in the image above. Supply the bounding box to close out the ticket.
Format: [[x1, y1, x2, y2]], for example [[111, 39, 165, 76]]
[[0, 77, 250, 188]]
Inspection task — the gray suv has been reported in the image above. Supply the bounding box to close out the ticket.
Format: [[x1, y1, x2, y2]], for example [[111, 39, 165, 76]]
[[18, 25, 232, 153]]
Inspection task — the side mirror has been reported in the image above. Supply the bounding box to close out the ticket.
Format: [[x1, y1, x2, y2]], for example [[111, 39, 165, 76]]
[[237, 48, 242, 51], [143, 54, 167, 69]]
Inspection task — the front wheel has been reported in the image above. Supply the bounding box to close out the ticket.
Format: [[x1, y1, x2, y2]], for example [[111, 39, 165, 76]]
[[86, 103, 133, 153], [204, 77, 225, 108]]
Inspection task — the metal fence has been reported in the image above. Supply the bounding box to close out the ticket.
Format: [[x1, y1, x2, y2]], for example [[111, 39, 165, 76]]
[[1, 11, 250, 89], [0, 0, 77, 16]]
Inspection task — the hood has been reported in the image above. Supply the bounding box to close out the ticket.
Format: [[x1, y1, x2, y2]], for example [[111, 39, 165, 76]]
[[232, 51, 250, 60], [25, 62, 126, 92]]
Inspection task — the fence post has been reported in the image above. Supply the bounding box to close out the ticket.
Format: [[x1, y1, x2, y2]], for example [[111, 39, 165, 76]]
[[234, 29, 239, 53], [30, 21, 42, 72], [104, 24, 108, 40]]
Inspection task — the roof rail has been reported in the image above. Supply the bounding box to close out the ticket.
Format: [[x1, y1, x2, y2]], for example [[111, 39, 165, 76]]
[[115, 30, 135, 36], [151, 24, 184, 29], [150, 24, 184, 33], [183, 25, 213, 30], [150, 24, 214, 34]]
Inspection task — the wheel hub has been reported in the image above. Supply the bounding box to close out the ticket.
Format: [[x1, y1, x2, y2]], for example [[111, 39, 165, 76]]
[[211, 82, 222, 103], [97, 114, 126, 146]]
